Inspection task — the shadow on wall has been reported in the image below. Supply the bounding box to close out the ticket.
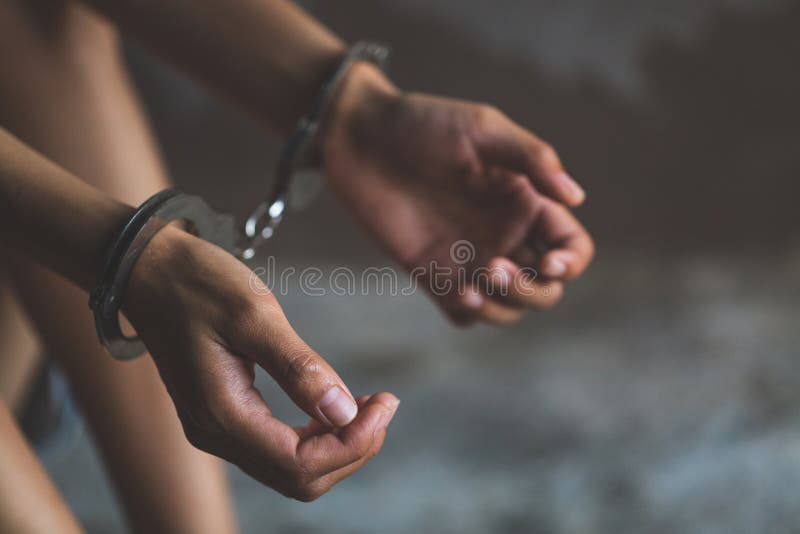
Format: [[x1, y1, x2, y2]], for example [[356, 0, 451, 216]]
[[130, 0, 800, 261]]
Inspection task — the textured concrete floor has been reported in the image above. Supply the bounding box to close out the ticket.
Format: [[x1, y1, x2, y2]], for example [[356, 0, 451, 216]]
[[47, 254, 800, 533]]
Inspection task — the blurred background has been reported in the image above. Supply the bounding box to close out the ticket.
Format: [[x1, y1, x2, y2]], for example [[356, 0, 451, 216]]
[[42, 0, 800, 532]]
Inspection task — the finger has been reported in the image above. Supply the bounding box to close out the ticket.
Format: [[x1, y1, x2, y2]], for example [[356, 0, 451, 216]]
[[461, 278, 533, 324], [473, 294, 526, 324], [530, 200, 594, 280], [215, 386, 397, 501], [439, 286, 499, 326], [483, 257, 564, 309], [439, 274, 554, 324], [458, 269, 524, 323], [509, 245, 539, 268], [295, 392, 399, 476], [474, 108, 585, 206], [408, 277, 479, 327], [216, 384, 301, 468], [295, 395, 373, 439], [233, 305, 359, 428], [305, 417, 390, 497]]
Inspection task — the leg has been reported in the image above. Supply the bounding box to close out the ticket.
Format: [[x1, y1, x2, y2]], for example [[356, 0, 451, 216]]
[[0, 400, 83, 534], [0, 2, 237, 532], [0, 267, 40, 414]]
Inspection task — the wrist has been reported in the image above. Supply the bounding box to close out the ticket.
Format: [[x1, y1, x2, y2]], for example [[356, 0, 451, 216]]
[[257, 41, 347, 136], [122, 223, 189, 321], [85, 201, 136, 292], [319, 61, 401, 167]]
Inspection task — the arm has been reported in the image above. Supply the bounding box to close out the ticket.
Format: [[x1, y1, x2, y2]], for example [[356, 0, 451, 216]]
[[0, 5, 238, 530], [83, 0, 345, 135], [81, 0, 593, 324], [0, 127, 399, 500], [0, 128, 132, 291]]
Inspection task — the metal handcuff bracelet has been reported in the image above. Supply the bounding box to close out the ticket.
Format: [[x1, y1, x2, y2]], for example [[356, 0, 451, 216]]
[[89, 41, 390, 360]]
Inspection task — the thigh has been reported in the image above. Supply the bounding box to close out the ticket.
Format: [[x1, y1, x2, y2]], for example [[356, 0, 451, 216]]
[[0, 3, 237, 532], [0, 0, 169, 202], [0, 399, 83, 534], [0, 262, 40, 414], [10, 255, 236, 534]]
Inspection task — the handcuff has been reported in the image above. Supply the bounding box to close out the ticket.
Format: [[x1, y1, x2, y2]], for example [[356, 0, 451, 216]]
[[90, 41, 390, 360]]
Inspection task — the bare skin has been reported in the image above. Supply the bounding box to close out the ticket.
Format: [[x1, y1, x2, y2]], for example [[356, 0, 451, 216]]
[[0, 0, 594, 529], [125, 224, 400, 500], [324, 64, 594, 324], [0, 401, 82, 534], [0, 126, 401, 504], [80, 0, 592, 324], [0, 3, 236, 532], [0, 276, 39, 413]]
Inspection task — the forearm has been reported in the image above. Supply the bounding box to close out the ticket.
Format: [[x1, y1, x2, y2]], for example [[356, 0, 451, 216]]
[[0, 128, 131, 291], [83, 0, 345, 135]]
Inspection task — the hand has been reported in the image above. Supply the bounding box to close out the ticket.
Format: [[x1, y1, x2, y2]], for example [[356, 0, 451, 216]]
[[321, 64, 594, 325], [123, 225, 399, 501]]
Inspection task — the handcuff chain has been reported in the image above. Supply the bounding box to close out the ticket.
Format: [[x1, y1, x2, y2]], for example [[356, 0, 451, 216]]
[[238, 42, 390, 260], [90, 42, 390, 359]]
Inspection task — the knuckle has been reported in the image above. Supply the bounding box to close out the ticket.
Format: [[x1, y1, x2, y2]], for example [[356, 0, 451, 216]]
[[357, 440, 372, 458], [228, 292, 283, 335], [283, 463, 325, 503], [282, 348, 322, 386], [228, 299, 264, 334], [533, 142, 560, 167], [291, 483, 325, 503], [469, 104, 504, 140], [450, 135, 482, 178], [289, 458, 314, 483], [285, 455, 317, 487], [344, 433, 372, 459], [476, 103, 502, 124]]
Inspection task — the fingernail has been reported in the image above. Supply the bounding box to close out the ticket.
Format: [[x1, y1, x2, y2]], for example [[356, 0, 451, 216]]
[[319, 385, 358, 427], [558, 172, 585, 204], [462, 288, 484, 309], [543, 257, 567, 278], [385, 396, 400, 412], [375, 400, 400, 434]]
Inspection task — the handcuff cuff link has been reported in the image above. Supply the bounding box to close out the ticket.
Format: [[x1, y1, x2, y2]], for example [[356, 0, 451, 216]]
[[89, 41, 390, 360]]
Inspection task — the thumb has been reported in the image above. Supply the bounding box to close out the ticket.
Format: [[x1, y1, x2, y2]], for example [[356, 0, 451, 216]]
[[234, 305, 358, 428]]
